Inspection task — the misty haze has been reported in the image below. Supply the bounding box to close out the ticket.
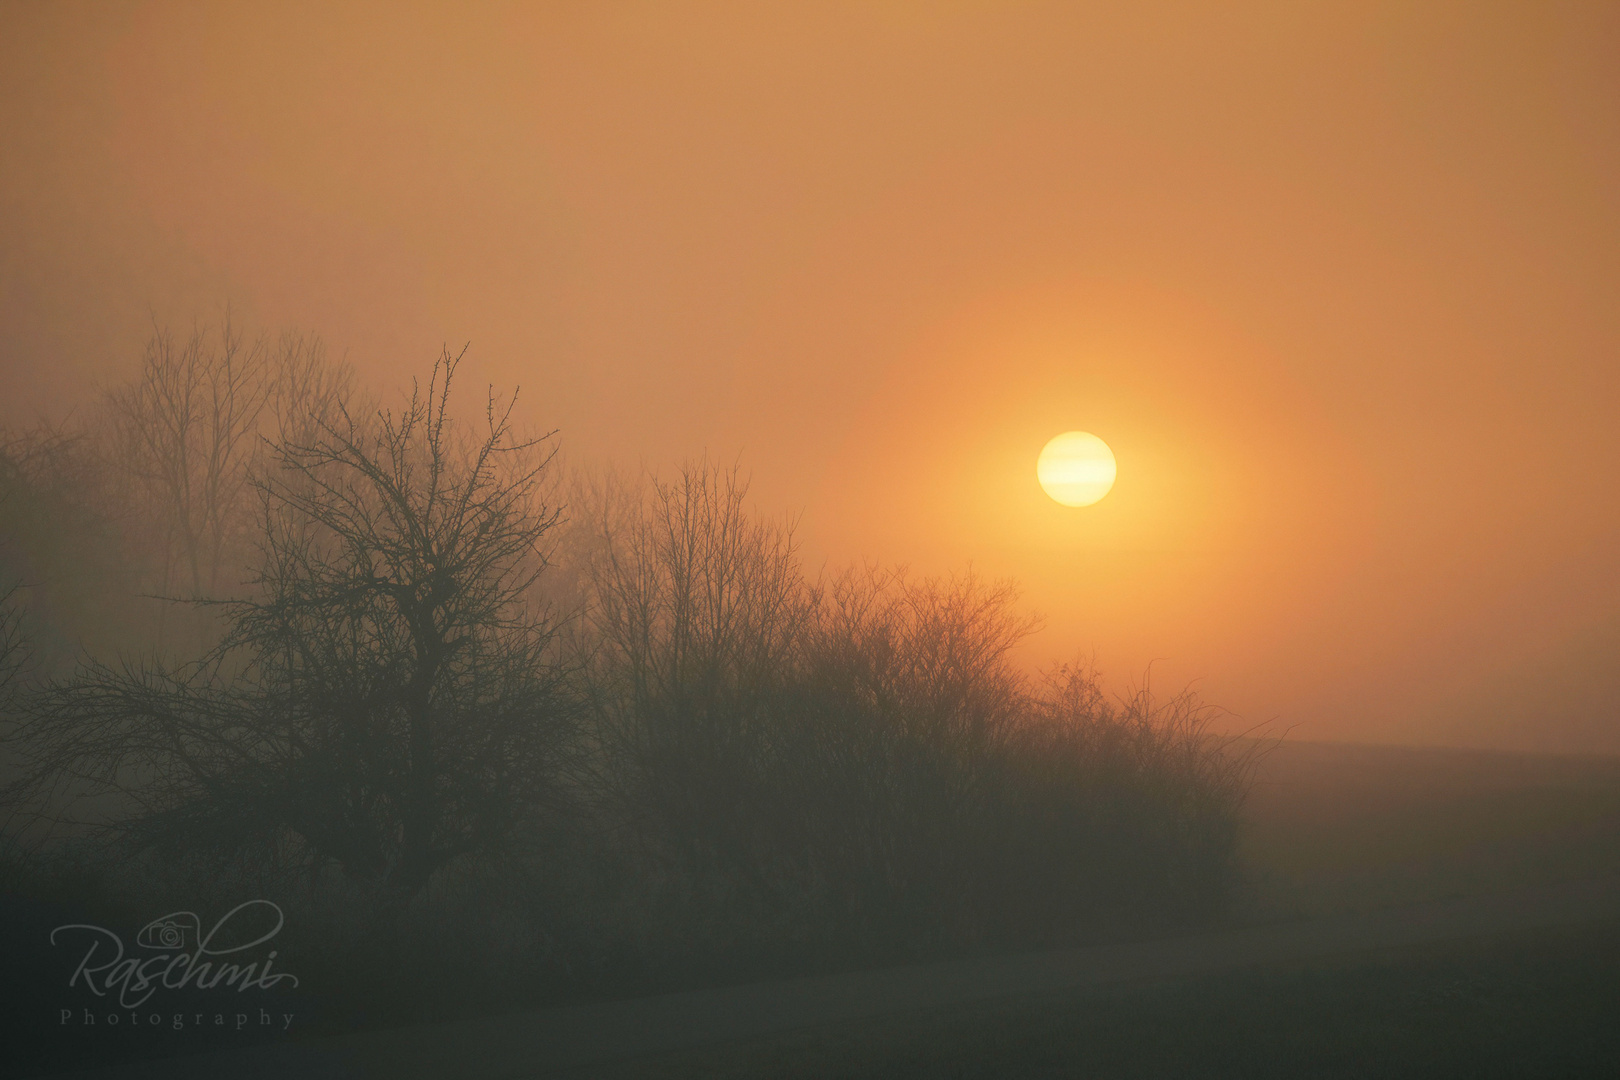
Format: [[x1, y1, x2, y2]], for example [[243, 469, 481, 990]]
[[3, 4, 1619, 1078]]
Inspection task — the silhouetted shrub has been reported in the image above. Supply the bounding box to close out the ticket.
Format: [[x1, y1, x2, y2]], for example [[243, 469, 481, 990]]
[[571, 461, 1262, 964]]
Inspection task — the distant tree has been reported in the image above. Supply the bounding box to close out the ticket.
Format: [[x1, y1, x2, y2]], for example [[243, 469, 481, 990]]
[[263, 328, 355, 449], [104, 318, 349, 653], [107, 318, 272, 603], [5, 350, 578, 910]]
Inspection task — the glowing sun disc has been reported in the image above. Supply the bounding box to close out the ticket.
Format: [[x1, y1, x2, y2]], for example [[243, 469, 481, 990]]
[[1038, 431, 1116, 506]]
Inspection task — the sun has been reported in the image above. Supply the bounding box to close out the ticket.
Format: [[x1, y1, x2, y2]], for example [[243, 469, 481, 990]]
[[1037, 431, 1116, 506]]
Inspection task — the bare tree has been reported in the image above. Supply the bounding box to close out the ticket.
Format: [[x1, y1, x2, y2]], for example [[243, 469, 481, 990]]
[[6, 350, 578, 910], [266, 330, 355, 447], [100, 319, 352, 656], [107, 318, 271, 604]]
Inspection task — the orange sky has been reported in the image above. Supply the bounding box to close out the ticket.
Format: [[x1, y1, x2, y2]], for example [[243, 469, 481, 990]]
[[3, 2, 1618, 751]]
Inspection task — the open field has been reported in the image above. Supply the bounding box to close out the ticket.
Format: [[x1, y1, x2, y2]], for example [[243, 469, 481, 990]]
[[1239, 740, 1620, 917], [576, 915, 1620, 1080], [31, 738, 1620, 1079]]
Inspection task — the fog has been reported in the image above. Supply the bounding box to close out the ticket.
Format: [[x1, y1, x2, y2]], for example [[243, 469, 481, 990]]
[[4, 1, 1618, 751]]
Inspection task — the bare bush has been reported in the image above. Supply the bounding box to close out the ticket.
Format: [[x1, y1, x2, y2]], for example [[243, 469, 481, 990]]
[[572, 460, 1260, 959], [975, 665, 1263, 943], [760, 568, 1036, 946], [581, 463, 807, 893]]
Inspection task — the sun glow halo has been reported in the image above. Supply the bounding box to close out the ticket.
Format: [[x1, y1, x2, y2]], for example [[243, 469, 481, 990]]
[[1037, 431, 1116, 507]]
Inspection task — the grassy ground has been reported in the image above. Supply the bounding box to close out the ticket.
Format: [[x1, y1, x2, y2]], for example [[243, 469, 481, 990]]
[[577, 916, 1620, 1079]]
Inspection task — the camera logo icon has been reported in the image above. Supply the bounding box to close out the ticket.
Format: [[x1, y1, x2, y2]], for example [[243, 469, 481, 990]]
[[136, 911, 201, 950]]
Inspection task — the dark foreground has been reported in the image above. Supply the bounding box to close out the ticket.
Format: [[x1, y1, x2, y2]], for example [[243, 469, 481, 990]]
[[39, 882, 1620, 1079], [28, 740, 1620, 1079], [592, 915, 1620, 1080]]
